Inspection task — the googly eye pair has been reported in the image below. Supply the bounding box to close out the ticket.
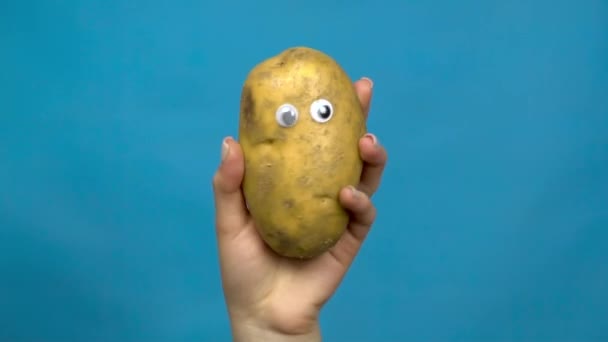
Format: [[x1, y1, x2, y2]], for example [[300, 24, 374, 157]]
[[275, 99, 334, 127]]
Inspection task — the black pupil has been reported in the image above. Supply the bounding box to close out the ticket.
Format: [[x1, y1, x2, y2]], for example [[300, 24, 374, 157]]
[[282, 109, 296, 125], [318, 105, 331, 118]]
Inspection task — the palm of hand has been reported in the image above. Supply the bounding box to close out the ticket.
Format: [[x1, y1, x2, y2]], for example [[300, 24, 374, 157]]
[[219, 215, 361, 334]]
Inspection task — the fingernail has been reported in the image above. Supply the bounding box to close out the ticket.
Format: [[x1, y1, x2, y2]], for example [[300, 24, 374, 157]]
[[349, 185, 361, 198], [364, 133, 378, 146], [221, 137, 230, 162], [360, 77, 374, 89]]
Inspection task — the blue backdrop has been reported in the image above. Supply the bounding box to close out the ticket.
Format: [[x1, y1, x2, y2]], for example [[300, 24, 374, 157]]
[[1, 0, 607, 341]]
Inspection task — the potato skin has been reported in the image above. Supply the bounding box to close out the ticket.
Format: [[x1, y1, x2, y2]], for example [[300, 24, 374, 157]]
[[238, 47, 366, 259]]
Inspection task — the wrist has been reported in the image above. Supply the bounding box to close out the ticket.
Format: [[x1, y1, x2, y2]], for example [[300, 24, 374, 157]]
[[230, 316, 321, 342]]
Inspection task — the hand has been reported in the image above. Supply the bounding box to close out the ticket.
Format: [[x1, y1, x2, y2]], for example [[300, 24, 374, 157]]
[[212, 78, 388, 342]]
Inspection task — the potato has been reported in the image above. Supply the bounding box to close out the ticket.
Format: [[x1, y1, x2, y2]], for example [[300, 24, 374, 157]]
[[238, 47, 366, 259]]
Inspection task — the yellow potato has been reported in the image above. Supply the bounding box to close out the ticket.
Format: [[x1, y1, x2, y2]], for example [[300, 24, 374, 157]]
[[238, 47, 366, 259]]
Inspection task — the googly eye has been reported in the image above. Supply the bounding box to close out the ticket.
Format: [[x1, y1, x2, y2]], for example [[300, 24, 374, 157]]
[[275, 103, 299, 127], [310, 99, 333, 123]]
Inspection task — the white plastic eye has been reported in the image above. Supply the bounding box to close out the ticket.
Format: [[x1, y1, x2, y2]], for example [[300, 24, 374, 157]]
[[310, 99, 334, 123], [275, 103, 299, 127]]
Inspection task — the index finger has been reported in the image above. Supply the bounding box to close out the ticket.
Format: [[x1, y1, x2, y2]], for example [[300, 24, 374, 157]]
[[354, 77, 374, 119]]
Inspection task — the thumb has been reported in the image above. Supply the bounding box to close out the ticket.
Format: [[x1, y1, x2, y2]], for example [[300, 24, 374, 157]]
[[212, 137, 250, 239]]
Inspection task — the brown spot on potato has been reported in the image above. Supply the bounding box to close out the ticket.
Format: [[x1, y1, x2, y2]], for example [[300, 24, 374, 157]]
[[257, 71, 273, 80], [274, 229, 295, 251], [262, 98, 275, 112], [283, 198, 295, 209], [291, 48, 309, 60], [297, 175, 311, 187], [241, 86, 255, 127]]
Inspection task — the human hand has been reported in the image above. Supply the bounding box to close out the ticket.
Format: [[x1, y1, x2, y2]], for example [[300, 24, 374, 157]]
[[212, 78, 388, 342]]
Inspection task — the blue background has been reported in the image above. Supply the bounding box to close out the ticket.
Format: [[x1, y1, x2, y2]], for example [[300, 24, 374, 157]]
[[1, 0, 607, 341]]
